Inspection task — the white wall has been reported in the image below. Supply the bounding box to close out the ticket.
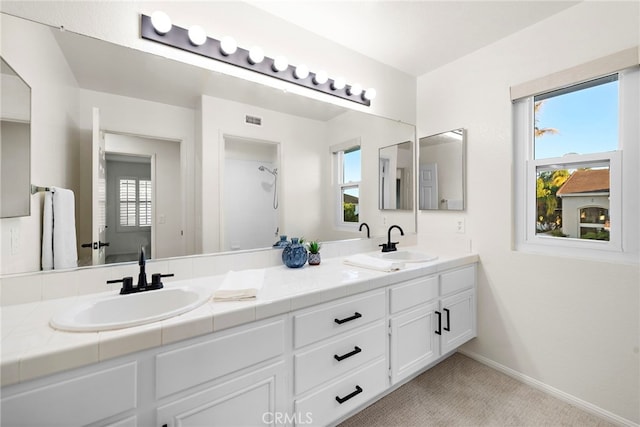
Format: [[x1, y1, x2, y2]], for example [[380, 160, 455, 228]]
[[416, 2, 639, 423], [0, 14, 80, 275]]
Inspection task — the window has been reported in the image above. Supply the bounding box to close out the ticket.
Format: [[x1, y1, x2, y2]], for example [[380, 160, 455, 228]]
[[119, 177, 152, 228], [332, 140, 361, 226], [514, 64, 639, 261]]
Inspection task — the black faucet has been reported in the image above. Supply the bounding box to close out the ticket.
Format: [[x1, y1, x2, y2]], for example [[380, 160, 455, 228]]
[[107, 247, 174, 295], [380, 225, 404, 252], [359, 222, 370, 238]]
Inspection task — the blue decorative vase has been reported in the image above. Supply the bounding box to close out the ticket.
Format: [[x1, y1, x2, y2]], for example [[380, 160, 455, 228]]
[[282, 237, 308, 268]]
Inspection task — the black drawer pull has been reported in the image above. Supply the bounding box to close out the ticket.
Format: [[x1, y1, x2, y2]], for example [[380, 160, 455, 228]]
[[443, 308, 451, 332], [334, 346, 362, 362], [335, 385, 363, 404], [334, 312, 362, 325], [435, 310, 442, 335]]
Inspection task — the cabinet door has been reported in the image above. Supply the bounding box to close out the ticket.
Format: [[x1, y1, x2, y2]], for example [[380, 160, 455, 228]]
[[389, 301, 440, 384], [157, 362, 286, 427], [440, 288, 476, 354]]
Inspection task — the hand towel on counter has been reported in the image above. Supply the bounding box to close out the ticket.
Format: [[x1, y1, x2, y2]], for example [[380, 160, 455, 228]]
[[212, 269, 265, 301], [343, 254, 405, 272], [42, 187, 78, 271]]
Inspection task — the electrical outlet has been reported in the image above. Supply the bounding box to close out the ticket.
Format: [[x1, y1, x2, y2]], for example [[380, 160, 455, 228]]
[[456, 218, 465, 233]]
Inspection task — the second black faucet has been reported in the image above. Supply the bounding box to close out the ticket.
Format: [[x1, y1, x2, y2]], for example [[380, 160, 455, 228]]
[[380, 225, 404, 252]]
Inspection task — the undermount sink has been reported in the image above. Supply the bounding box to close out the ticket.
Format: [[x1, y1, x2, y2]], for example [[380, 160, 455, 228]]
[[50, 285, 211, 332], [375, 250, 438, 263]]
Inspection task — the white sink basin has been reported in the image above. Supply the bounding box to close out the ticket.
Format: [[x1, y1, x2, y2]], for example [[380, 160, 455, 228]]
[[50, 285, 211, 332], [376, 250, 438, 263]]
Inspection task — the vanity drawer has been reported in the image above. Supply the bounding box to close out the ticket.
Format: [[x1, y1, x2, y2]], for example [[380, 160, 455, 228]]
[[389, 275, 438, 314], [293, 290, 385, 349], [440, 265, 475, 296], [294, 358, 387, 427], [295, 321, 386, 395], [156, 318, 285, 398]]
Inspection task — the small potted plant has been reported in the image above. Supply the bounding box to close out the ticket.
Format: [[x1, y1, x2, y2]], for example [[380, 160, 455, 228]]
[[305, 240, 322, 265]]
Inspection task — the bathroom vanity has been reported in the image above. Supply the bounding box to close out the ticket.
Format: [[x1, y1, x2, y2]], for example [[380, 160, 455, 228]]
[[0, 251, 477, 426]]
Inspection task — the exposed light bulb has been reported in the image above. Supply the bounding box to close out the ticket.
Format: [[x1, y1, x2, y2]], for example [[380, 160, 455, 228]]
[[331, 76, 346, 91], [363, 88, 377, 101], [188, 25, 207, 46], [313, 70, 328, 85], [248, 46, 264, 64], [220, 36, 237, 56], [348, 83, 363, 97], [272, 56, 289, 72], [294, 64, 309, 79], [150, 11, 172, 35]]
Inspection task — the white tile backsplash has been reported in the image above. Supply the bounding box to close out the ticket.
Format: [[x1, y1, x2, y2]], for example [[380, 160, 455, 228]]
[[0, 237, 391, 306]]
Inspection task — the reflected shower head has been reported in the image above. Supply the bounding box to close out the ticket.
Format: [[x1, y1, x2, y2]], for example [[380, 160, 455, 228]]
[[258, 165, 277, 176]]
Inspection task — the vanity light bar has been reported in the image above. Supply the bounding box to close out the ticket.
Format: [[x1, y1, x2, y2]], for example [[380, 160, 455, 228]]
[[140, 13, 375, 106]]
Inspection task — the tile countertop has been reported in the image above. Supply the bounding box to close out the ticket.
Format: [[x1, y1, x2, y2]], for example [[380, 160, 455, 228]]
[[0, 248, 478, 387]]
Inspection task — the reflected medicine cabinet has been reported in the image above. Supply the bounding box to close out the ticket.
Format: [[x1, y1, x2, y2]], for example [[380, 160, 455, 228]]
[[1, 57, 31, 218], [418, 129, 465, 211]]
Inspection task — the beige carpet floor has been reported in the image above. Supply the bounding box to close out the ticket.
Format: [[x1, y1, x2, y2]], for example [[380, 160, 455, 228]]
[[338, 353, 613, 427]]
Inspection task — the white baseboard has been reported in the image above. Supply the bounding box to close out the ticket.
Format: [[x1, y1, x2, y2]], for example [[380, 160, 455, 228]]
[[457, 349, 638, 427]]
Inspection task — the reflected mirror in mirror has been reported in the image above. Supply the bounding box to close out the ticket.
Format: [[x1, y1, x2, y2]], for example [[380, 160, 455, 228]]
[[0, 13, 416, 276], [379, 141, 414, 210], [1, 57, 31, 218], [419, 129, 465, 211]]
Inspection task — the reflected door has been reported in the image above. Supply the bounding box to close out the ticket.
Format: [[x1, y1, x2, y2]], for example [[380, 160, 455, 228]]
[[91, 107, 107, 265], [419, 163, 439, 210]]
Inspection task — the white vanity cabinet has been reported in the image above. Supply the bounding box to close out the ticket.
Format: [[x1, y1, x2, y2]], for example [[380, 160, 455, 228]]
[[1, 258, 478, 427], [389, 265, 476, 384], [292, 289, 388, 427]]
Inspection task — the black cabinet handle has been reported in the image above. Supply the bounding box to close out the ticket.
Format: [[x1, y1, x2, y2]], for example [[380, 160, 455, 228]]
[[334, 312, 362, 325], [81, 242, 93, 248], [435, 311, 442, 335], [334, 346, 362, 362], [443, 308, 451, 332], [335, 385, 363, 404]]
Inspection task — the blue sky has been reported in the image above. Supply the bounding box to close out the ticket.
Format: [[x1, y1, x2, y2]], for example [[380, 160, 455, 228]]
[[534, 80, 618, 159]]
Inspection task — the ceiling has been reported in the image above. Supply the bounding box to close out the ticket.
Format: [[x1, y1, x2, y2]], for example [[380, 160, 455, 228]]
[[249, 1, 581, 77]]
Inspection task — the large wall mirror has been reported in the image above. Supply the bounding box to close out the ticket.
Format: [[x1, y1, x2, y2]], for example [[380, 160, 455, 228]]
[[0, 13, 416, 275], [419, 129, 466, 211], [379, 141, 414, 210], [1, 57, 31, 218]]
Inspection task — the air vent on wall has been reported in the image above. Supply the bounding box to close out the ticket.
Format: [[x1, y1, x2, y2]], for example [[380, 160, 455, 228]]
[[245, 115, 262, 126]]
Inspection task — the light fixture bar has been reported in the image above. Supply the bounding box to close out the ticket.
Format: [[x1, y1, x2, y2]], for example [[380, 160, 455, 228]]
[[140, 14, 371, 106]]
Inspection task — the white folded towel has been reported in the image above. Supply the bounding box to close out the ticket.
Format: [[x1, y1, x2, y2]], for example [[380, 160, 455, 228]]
[[213, 269, 265, 301], [343, 254, 405, 272], [42, 187, 78, 270]]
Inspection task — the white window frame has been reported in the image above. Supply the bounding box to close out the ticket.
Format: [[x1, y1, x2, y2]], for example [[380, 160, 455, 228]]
[[331, 138, 361, 230], [514, 67, 639, 263]]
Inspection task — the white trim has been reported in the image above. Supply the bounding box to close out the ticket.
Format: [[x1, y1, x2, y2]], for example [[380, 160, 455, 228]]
[[510, 46, 639, 100], [457, 349, 639, 427]]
